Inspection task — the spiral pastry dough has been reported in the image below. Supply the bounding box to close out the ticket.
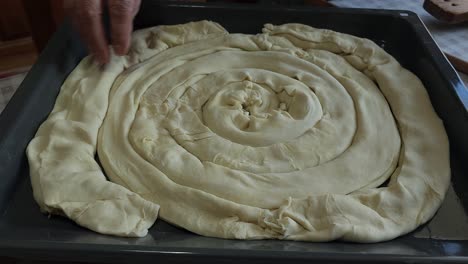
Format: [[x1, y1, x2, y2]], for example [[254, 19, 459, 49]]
[[27, 21, 450, 242]]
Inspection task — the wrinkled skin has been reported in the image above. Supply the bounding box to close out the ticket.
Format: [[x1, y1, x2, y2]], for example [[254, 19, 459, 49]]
[[65, 0, 141, 64]]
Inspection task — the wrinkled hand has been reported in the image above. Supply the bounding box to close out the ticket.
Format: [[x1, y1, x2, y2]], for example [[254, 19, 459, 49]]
[[65, 0, 141, 64]]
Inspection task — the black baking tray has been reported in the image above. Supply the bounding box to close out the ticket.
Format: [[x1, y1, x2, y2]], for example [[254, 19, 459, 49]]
[[1, 1, 468, 263]]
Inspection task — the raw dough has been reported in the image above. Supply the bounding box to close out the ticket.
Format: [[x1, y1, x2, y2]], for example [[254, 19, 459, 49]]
[[27, 21, 450, 242]]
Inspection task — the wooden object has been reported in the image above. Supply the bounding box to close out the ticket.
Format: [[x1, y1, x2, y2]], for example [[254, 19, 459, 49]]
[[0, 1, 31, 41], [0, 37, 36, 74], [22, 0, 64, 52], [423, 0, 468, 23], [423, 0, 468, 74], [0, 1, 37, 75], [445, 52, 468, 75]]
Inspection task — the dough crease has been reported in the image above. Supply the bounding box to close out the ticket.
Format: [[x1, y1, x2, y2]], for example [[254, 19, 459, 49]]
[[27, 21, 450, 242]]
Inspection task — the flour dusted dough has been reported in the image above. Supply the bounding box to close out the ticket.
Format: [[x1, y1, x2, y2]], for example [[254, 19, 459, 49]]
[[27, 21, 450, 242]]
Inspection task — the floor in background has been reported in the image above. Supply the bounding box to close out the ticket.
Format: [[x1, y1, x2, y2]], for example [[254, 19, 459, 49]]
[[330, 0, 468, 84], [0, 71, 28, 114], [330, 0, 468, 63]]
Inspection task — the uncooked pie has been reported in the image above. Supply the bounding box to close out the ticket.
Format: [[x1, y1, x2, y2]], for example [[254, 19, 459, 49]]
[[27, 21, 450, 242]]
